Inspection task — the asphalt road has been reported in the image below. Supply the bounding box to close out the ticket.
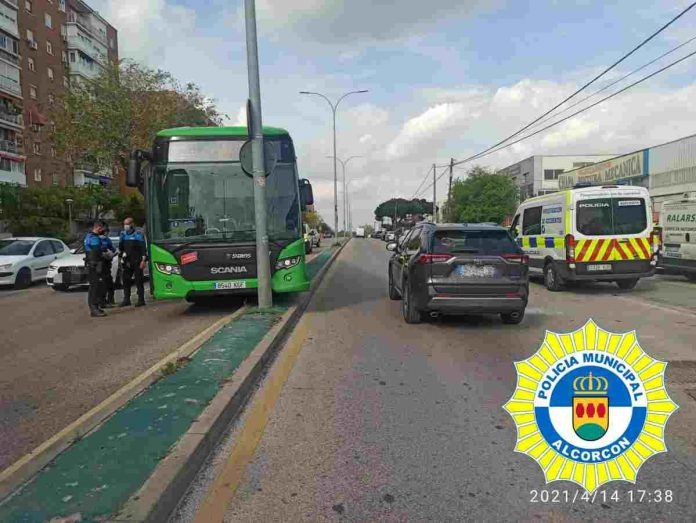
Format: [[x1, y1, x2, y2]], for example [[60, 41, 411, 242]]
[[178, 238, 696, 521], [0, 282, 243, 472]]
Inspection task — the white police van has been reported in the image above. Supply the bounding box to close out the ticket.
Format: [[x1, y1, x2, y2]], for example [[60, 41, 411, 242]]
[[658, 195, 696, 281], [511, 184, 658, 291]]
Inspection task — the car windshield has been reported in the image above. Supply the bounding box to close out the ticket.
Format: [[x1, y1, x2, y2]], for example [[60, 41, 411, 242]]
[[433, 230, 520, 255], [0, 240, 35, 256], [577, 197, 647, 236]]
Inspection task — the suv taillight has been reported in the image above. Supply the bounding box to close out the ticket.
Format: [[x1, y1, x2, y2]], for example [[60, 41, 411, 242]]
[[502, 253, 529, 264], [565, 234, 576, 263], [416, 253, 453, 264]]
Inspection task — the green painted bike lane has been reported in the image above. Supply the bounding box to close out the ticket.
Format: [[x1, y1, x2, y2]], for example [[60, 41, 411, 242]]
[[0, 248, 335, 523]]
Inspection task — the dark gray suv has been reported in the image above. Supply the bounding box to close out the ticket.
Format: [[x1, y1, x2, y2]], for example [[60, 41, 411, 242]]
[[387, 223, 529, 324]]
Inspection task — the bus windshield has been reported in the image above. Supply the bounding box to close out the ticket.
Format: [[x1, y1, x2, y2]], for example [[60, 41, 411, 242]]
[[576, 197, 647, 236], [149, 162, 300, 243]]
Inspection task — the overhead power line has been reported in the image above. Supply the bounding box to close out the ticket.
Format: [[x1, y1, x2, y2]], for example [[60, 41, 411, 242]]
[[451, 1, 696, 168], [411, 46, 696, 197], [523, 33, 696, 135], [411, 164, 434, 199]]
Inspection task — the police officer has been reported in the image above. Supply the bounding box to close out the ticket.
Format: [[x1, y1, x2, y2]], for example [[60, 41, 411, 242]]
[[99, 224, 116, 308], [119, 217, 147, 307], [84, 221, 108, 317]]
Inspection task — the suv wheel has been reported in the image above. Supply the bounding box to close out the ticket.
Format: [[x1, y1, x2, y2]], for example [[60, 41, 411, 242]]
[[501, 309, 525, 325], [616, 278, 639, 290], [402, 280, 423, 324], [544, 263, 563, 292], [388, 267, 401, 300]]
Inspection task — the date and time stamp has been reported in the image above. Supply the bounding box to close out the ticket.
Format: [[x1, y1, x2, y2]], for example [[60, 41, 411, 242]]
[[529, 489, 674, 504]]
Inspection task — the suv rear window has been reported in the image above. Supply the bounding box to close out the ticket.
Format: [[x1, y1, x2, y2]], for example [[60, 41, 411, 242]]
[[577, 198, 647, 236], [433, 229, 520, 255]]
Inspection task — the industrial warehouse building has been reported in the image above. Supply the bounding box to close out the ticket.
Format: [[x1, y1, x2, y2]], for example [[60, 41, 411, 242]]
[[558, 133, 696, 217], [497, 133, 696, 220]]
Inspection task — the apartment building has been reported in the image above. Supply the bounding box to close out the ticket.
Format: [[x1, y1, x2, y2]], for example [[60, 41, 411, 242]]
[[0, 0, 117, 187], [0, 0, 25, 186]]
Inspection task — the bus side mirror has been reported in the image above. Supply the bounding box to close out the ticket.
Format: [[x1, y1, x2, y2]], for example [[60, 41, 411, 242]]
[[127, 150, 151, 188], [299, 179, 314, 210]]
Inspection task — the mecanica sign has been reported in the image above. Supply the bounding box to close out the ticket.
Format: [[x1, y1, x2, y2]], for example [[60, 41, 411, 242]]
[[559, 150, 649, 189]]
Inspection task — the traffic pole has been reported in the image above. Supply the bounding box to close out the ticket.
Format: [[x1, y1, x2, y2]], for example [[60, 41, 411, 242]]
[[244, 0, 272, 308], [433, 163, 437, 223], [447, 157, 454, 222]]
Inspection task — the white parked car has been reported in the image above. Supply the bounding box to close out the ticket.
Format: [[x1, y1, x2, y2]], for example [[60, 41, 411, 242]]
[[0, 237, 71, 289], [310, 229, 321, 248], [47, 236, 149, 291]]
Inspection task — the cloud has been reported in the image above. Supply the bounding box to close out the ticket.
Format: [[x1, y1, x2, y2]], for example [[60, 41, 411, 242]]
[[89, 0, 197, 62], [251, 0, 503, 46]]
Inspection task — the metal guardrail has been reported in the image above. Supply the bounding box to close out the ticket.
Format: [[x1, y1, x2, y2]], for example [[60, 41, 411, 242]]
[[0, 75, 20, 96], [0, 112, 22, 127]]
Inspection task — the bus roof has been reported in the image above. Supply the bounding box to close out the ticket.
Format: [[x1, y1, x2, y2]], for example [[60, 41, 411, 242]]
[[156, 126, 290, 138]]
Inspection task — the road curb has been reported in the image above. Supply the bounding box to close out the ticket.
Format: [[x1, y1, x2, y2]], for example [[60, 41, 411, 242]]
[[0, 307, 248, 502], [114, 240, 350, 522]]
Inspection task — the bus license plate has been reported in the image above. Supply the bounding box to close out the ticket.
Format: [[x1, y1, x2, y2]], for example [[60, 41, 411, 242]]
[[215, 281, 247, 290], [588, 264, 612, 272]]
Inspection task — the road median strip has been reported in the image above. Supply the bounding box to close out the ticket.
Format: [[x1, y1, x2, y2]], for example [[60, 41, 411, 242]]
[[0, 241, 348, 522]]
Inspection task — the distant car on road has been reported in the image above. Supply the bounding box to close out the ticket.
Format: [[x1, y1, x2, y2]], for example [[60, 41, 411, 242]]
[[310, 229, 321, 249], [0, 237, 71, 289], [355, 227, 366, 238], [387, 223, 529, 324]]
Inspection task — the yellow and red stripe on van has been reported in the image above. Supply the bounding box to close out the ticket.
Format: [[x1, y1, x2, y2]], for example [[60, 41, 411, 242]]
[[575, 238, 652, 262]]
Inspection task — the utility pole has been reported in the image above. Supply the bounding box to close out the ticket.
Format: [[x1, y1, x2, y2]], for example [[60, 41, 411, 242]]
[[447, 157, 454, 222], [432, 163, 437, 224], [244, 0, 272, 308]]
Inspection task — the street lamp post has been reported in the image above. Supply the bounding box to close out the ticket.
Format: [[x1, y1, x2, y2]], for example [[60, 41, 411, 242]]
[[300, 89, 368, 240], [65, 198, 74, 235], [327, 155, 362, 238]]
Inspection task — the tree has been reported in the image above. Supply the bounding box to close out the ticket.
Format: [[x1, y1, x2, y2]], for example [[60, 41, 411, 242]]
[[362, 224, 375, 235], [302, 210, 322, 230], [444, 166, 518, 224], [51, 61, 225, 176], [374, 198, 433, 223]]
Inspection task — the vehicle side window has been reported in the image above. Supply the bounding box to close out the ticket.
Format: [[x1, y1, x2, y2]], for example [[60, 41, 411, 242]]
[[50, 240, 64, 253], [405, 228, 422, 253], [397, 230, 412, 251], [522, 206, 542, 235], [510, 214, 520, 237], [34, 241, 52, 256]]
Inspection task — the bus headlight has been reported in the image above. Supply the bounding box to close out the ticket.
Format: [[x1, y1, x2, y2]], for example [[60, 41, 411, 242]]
[[155, 263, 181, 275], [275, 256, 301, 270]]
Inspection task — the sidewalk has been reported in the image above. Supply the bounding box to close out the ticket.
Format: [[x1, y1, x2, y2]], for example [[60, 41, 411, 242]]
[[0, 246, 339, 522]]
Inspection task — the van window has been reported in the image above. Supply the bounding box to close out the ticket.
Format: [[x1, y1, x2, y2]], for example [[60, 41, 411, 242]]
[[433, 230, 519, 255], [577, 198, 647, 236], [522, 206, 542, 235]]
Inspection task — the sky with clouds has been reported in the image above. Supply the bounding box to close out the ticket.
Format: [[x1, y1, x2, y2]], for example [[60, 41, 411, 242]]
[[88, 0, 696, 228]]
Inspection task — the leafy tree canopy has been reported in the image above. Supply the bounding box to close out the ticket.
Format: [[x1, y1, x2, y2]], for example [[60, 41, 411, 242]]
[[374, 198, 434, 222], [443, 166, 518, 224], [51, 60, 225, 174]]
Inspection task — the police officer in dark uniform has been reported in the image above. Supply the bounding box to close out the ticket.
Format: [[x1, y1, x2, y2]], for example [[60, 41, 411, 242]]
[[99, 225, 116, 308], [119, 217, 147, 307], [84, 221, 108, 317]]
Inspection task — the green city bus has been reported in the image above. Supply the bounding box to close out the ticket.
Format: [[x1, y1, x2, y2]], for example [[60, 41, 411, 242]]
[[126, 126, 314, 302]]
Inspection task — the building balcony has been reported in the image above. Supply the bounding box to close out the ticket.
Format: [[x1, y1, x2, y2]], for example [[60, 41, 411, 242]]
[[0, 168, 25, 186], [0, 15, 18, 39], [0, 139, 21, 155], [68, 58, 101, 80], [67, 12, 107, 45], [0, 110, 22, 130], [0, 0, 19, 10], [0, 75, 21, 98]]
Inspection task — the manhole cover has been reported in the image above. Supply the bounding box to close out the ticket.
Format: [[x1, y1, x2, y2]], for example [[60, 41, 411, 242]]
[[667, 361, 696, 385]]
